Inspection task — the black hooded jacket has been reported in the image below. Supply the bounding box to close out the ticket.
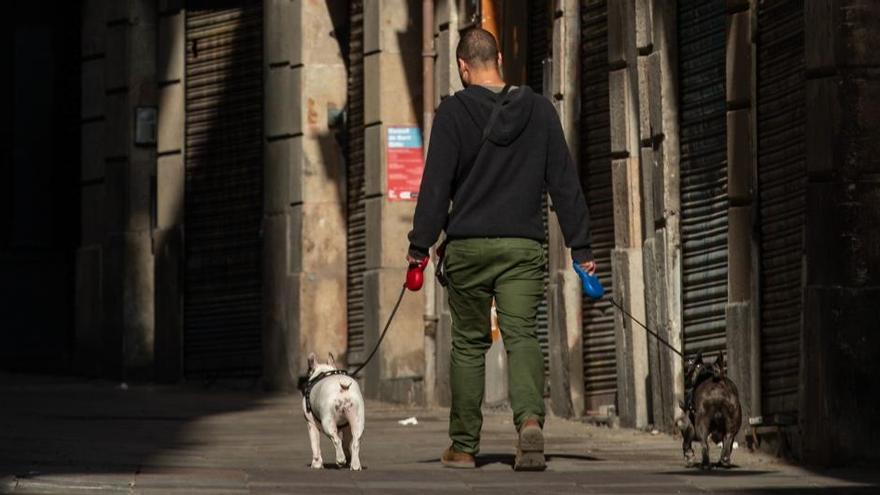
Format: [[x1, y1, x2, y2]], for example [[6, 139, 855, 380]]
[[407, 84, 593, 263]]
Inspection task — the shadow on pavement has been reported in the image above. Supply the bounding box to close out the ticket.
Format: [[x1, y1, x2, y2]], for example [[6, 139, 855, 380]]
[[731, 489, 880, 495], [0, 373, 279, 480], [416, 452, 602, 468], [659, 469, 777, 477]]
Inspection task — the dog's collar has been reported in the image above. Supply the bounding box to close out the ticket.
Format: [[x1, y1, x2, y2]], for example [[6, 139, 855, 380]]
[[303, 369, 350, 416]]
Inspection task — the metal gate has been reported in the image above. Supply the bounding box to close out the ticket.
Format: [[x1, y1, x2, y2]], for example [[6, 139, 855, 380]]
[[580, 0, 617, 413], [527, 0, 552, 387], [184, 1, 263, 378], [677, 0, 728, 359], [757, 0, 805, 419], [346, 0, 367, 368]]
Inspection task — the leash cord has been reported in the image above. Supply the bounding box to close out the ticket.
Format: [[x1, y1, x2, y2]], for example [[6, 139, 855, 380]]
[[345, 281, 683, 378], [609, 298, 684, 358], [349, 284, 408, 377]]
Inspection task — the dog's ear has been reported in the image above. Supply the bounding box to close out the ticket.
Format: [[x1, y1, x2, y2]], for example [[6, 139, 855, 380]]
[[307, 352, 317, 371], [695, 352, 703, 364], [328, 352, 336, 368], [713, 353, 726, 377]]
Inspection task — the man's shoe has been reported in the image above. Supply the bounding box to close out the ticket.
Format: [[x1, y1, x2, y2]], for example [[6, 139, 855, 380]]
[[441, 445, 476, 469], [514, 419, 546, 471]]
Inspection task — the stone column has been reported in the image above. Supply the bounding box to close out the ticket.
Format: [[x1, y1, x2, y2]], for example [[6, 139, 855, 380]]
[[76, 0, 109, 377], [802, 0, 880, 465], [634, 0, 684, 432], [362, 0, 426, 403], [607, 0, 649, 429], [262, 0, 348, 390], [547, 0, 585, 419], [99, 0, 158, 380], [723, 0, 758, 432], [154, 0, 186, 382], [430, 0, 463, 407]]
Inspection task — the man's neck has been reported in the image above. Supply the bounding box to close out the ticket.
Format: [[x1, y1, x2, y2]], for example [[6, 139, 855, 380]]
[[469, 69, 505, 88]]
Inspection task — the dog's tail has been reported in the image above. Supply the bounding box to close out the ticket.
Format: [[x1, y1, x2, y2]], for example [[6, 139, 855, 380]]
[[340, 381, 352, 392]]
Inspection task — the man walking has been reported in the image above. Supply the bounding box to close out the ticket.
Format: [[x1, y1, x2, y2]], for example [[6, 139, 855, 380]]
[[407, 28, 596, 471]]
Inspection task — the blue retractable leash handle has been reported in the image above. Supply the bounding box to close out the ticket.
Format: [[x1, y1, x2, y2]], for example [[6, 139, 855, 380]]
[[572, 260, 684, 358], [573, 261, 605, 300]]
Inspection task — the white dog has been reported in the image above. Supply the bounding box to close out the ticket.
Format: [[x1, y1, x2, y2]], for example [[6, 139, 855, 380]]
[[302, 353, 365, 470]]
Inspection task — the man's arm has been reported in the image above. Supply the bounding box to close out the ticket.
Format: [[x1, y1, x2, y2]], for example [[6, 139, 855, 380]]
[[407, 104, 459, 260], [544, 101, 594, 265]]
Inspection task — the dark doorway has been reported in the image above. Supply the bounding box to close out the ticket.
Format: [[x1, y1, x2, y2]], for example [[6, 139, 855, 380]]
[[0, 1, 81, 373]]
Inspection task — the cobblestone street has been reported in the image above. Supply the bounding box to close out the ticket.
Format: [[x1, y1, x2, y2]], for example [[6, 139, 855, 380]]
[[1, 374, 877, 494]]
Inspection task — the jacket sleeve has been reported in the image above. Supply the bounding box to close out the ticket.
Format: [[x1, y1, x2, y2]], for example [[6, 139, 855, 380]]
[[544, 101, 593, 263], [407, 103, 459, 259]]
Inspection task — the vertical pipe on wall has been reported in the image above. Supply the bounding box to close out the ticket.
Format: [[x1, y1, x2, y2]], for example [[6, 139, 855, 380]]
[[422, 0, 437, 406]]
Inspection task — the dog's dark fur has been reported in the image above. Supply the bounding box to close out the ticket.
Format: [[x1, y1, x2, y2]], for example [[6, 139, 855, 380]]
[[677, 352, 743, 469]]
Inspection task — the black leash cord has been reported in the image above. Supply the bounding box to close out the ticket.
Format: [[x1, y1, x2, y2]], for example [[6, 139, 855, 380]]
[[349, 284, 408, 377], [345, 282, 683, 379], [609, 298, 684, 358]]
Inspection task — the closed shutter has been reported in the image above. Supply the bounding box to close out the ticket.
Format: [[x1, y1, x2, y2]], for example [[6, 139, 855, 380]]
[[184, 1, 263, 378], [527, 0, 552, 390], [677, 0, 728, 359], [757, 0, 804, 419], [580, 0, 617, 413], [346, 0, 367, 368]]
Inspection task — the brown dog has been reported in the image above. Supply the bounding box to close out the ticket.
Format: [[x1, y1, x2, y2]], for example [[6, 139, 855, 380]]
[[677, 353, 743, 469]]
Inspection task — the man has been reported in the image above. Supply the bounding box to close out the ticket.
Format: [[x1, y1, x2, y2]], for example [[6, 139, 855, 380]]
[[407, 28, 596, 471]]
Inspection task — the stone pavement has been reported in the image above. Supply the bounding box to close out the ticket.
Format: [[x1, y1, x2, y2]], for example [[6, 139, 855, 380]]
[[0, 374, 877, 494]]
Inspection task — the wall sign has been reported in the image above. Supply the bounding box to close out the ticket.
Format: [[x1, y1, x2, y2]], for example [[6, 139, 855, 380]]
[[386, 126, 424, 201]]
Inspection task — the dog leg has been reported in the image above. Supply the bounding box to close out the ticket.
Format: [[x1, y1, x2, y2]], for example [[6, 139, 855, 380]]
[[322, 417, 347, 467], [719, 432, 734, 468], [683, 431, 696, 467], [696, 422, 712, 470], [307, 420, 323, 469], [347, 406, 364, 471]]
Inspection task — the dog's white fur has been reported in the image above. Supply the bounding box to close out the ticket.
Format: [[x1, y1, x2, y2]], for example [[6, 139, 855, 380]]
[[302, 353, 365, 470]]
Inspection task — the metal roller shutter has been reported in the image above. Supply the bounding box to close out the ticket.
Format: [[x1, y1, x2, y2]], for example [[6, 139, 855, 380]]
[[757, 0, 805, 419], [677, 0, 728, 360], [346, 0, 367, 368], [580, 0, 617, 413], [184, 1, 263, 378], [527, 0, 552, 390]]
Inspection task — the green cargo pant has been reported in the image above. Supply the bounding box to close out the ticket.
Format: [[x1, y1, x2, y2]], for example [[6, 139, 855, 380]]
[[444, 237, 546, 455]]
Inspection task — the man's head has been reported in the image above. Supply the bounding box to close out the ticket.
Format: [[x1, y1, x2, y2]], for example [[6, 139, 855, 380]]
[[456, 28, 502, 87]]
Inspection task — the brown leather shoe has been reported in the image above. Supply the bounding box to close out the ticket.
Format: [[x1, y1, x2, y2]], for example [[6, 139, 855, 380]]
[[515, 419, 546, 471], [441, 445, 476, 469]]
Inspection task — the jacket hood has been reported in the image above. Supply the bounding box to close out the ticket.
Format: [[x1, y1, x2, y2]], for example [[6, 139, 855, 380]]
[[454, 84, 537, 146]]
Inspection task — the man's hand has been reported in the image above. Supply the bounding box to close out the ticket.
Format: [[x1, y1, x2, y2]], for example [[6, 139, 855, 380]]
[[579, 260, 597, 276], [406, 255, 426, 266]]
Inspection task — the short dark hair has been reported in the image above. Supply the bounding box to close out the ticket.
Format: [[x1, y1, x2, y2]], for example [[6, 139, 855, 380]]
[[456, 28, 499, 68]]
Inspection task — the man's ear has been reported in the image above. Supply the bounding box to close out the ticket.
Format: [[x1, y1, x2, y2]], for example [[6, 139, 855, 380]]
[[497, 52, 503, 69], [307, 352, 317, 370], [328, 352, 336, 368]]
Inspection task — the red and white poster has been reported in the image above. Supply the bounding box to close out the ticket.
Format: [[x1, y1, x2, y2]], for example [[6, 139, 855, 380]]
[[386, 126, 424, 201]]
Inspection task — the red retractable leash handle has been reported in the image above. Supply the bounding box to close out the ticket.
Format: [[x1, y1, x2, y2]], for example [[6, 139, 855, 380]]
[[405, 256, 430, 291], [349, 256, 429, 377]]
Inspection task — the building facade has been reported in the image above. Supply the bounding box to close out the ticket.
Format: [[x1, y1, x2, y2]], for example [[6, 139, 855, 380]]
[[3, 0, 879, 465]]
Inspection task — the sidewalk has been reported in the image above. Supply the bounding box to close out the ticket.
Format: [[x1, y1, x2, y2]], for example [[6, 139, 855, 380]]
[[0, 374, 876, 494]]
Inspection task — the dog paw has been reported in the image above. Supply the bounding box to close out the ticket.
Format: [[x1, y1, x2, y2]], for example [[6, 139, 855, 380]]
[[310, 460, 324, 469], [719, 457, 732, 469], [350, 463, 362, 471]]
